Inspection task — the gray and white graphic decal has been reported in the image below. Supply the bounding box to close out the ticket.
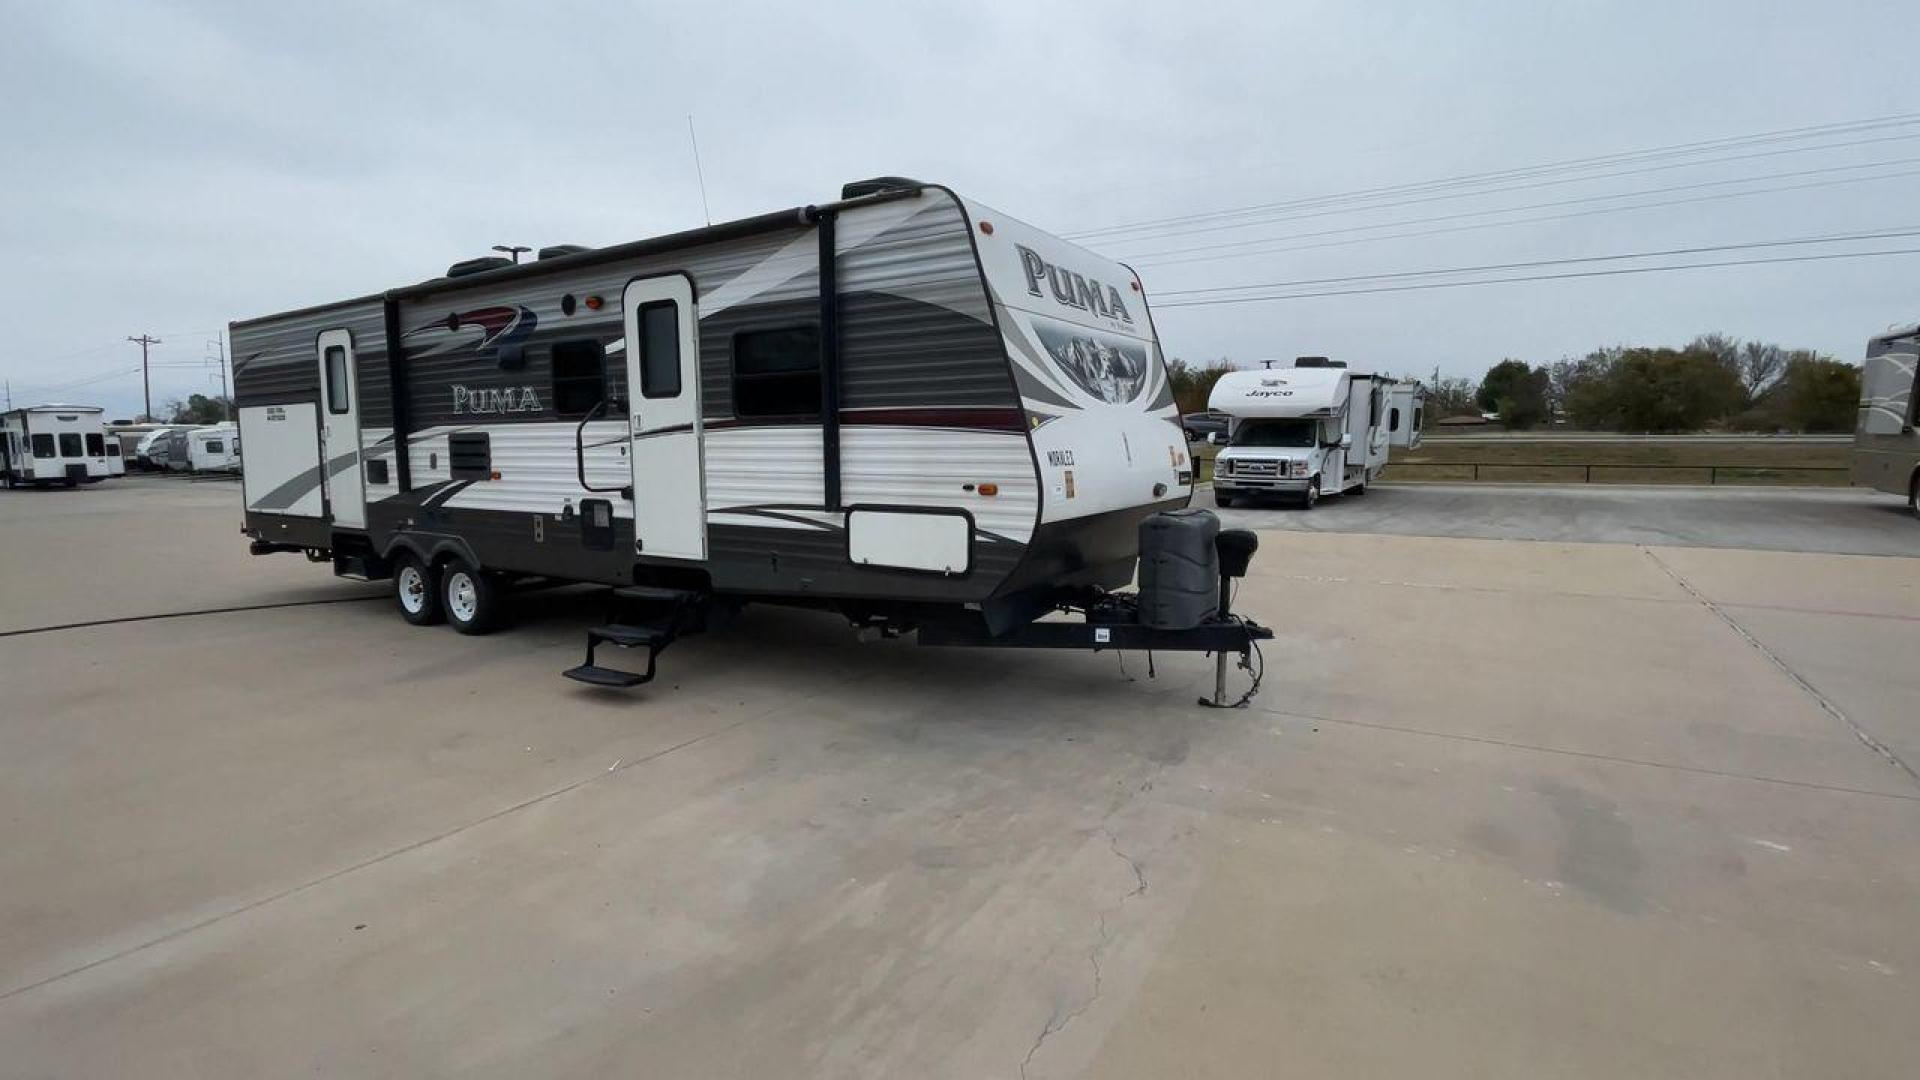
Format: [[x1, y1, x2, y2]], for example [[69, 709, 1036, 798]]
[[1032, 321, 1149, 405]]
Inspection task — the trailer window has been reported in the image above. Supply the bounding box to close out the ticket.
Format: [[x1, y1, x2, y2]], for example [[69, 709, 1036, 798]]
[[1389, 407, 1400, 433], [732, 326, 820, 419], [86, 432, 105, 455], [205, 440, 224, 454], [107, 441, 121, 457], [59, 433, 83, 457], [32, 434, 55, 458], [637, 302, 681, 399], [551, 339, 609, 417], [324, 345, 350, 414]]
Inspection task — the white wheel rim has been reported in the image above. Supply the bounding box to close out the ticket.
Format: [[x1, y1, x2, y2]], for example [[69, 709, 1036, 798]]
[[398, 565, 427, 614], [449, 573, 478, 622]]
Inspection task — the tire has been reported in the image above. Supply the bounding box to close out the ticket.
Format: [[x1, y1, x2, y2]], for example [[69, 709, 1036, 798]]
[[1213, 489, 1236, 508], [1910, 473, 1919, 520], [1302, 480, 1320, 510], [442, 559, 502, 635], [393, 552, 444, 626]]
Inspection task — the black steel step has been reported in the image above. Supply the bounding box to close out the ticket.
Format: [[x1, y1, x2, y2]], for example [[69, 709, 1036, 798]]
[[588, 622, 666, 648], [562, 663, 650, 688]]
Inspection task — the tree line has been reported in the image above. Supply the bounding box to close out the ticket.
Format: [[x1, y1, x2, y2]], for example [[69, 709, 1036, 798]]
[[1168, 334, 1861, 434], [1463, 334, 1858, 432]]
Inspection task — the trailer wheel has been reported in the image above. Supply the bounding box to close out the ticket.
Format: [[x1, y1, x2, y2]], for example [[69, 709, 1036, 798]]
[[393, 552, 444, 626], [442, 559, 502, 635], [1909, 472, 1919, 519]]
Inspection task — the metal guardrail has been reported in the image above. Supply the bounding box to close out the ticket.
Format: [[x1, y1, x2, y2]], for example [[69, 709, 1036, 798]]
[[1388, 461, 1848, 484]]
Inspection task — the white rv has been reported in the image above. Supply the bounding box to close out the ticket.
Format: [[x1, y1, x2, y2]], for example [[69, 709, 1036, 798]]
[[1207, 358, 1398, 508], [1386, 381, 1424, 450], [1852, 323, 1918, 513], [1, 405, 111, 488], [187, 423, 240, 472], [232, 177, 1269, 691], [103, 425, 126, 476]]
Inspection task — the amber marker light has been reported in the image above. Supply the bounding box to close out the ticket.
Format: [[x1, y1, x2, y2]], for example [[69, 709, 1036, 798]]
[[584, 295, 605, 310], [977, 483, 999, 497], [979, 221, 994, 235]]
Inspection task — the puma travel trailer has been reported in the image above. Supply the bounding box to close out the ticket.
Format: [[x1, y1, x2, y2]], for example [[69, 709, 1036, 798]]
[[232, 178, 1269, 695], [1852, 323, 1919, 513], [1207, 358, 1397, 508], [2, 405, 110, 488]]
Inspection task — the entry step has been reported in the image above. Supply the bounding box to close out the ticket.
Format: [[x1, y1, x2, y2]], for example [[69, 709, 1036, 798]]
[[588, 622, 668, 649], [562, 663, 650, 688]]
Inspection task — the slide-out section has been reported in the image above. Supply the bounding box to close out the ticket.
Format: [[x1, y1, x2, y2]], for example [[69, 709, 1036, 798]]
[[239, 403, 323, 517]]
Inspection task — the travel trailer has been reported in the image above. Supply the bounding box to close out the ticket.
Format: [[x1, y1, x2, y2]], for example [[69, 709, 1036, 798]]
[[157, 428, 193, 472], [187, 423, 240, 472], [1, 405, 111, 488], [1852, 323, 1918, 513], [103, 426, 126, 476], [133, 427, 180, 470], [1207, 358, 1397, 508], [232, 177, 1268, 694], [1386, 382, 1424, 450]]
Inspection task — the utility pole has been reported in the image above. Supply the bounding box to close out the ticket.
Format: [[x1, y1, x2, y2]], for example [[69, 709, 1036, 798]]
[[207, 335, 230, 420], [128, 334, 161, 420]]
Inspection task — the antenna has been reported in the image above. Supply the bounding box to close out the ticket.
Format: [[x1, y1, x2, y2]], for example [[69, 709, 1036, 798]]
[[687, 115, 712, 226]]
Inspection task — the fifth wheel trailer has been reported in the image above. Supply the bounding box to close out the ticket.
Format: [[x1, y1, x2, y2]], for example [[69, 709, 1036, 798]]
[[1852, 323, 1919, 514], [232, 177, 1268, 694], [1, 405, 111, 488]]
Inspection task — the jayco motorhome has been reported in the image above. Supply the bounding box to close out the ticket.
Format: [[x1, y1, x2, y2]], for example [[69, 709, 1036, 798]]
[[1852, 323, 1918, 514], [233, 178, 1268, 694], [1207, 358, 1404, 508], [1, 405, 111, 488]]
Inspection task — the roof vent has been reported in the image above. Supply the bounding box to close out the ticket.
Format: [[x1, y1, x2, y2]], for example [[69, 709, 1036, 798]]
[[1293, 356, 1345, 369], [840, 176, 927, 200], [447, 256, 513, 278], [538, 244, 591, 261]]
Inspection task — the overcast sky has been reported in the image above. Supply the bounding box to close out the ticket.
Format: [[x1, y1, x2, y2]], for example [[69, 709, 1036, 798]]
[[3, 0, 1918, 419]]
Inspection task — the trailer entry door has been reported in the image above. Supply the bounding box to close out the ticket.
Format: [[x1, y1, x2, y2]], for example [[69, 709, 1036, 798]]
[[316, 329, 365, 529], [621, 275, 705, 561]]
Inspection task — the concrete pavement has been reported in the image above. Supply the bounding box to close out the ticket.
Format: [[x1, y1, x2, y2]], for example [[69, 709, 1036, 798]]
[[1212, 482, 1920, 557], [2, 479, 1916, 1077]]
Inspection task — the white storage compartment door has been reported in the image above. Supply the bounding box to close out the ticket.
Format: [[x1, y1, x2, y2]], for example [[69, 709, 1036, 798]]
[[847, 508, 972, 575], [239, 403, 323, 517]]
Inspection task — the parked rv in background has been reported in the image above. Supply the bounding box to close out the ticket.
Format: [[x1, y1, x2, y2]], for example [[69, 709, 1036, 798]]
[[1852, 323, 1919, 515], [2, 405, 111, 488], [1207, 358, 1412, 508], [187, 423, 240, 473], [103, 426, 126, 477]]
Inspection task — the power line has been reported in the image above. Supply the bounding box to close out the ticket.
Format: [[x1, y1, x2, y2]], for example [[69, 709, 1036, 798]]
[[1153, 226, 1920, 296], [1095, 132, 1920, 248], [1068, 111, 1920, 240], [1153, 247, 1920, 308], [1130, 165, 1920, 268]]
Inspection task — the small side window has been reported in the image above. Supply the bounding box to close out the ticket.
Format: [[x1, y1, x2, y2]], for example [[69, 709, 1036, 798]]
[[32, 434, 55, 458], [1414, 407, 1424, 431], [1389, 407, 1400, 433], [106, 441, 121, 457], [325, 345, 350, 414], [638, 301, 681, 399], [205, 440, 224, 454], [86, 433, 105, 455], [733, 325, 821, 419], [551, 339, 609, 417], [58, 433, 83, 457]]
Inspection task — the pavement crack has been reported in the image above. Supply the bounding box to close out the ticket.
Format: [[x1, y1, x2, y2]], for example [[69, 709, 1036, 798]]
[[1641, 547, 1920, 790], [1019, 832, 1149, 1079]]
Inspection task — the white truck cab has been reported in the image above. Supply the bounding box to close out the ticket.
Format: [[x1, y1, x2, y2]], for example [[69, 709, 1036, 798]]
[[1208, 358, 1405, 509]]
